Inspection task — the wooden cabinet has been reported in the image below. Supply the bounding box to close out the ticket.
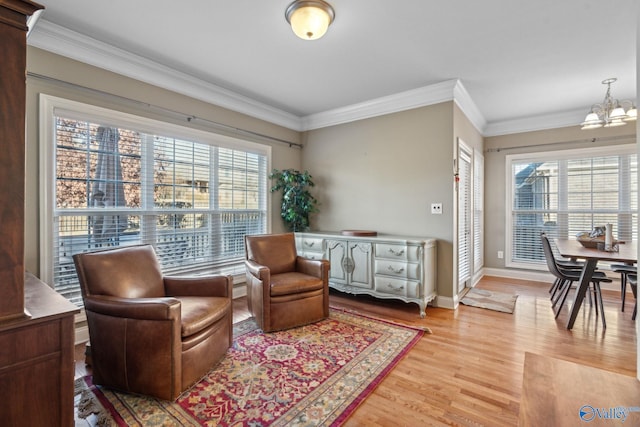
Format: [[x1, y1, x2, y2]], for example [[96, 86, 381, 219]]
[[296, 232, 437, 317], [0, 2, 79, 426], [0, 273, 79, 427]]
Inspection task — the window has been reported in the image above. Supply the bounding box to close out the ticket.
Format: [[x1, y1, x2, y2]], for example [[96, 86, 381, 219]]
[[40, 95, 270, 306], [506, 144, 637, 270]]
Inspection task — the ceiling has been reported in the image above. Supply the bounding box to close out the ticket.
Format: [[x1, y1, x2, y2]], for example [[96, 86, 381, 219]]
[[28, 0, 639, 136]]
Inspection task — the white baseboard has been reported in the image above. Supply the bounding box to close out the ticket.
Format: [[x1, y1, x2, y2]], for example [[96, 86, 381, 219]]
[[434, 295, 458, 310], [233, 283, 247, 298], [481, 267, 622, 292], [482, 267, 553, 283], [75, 324, 89, 345]]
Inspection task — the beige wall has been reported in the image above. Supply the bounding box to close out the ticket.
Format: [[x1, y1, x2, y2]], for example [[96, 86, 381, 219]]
[[301, 102, 457, 298], [24, 47, 302, 275], [484, 124, 636, 271]]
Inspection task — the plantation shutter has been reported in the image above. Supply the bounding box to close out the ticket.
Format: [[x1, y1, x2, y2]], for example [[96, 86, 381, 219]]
[[473, 149, 484, 272], [458, 144, 472, 288]]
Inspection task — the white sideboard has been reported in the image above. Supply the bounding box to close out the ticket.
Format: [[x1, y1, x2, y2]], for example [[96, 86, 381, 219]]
[[295, 232, 437, 317]]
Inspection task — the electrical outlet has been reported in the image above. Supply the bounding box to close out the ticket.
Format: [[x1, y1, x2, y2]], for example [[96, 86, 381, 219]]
[[431, 203, 442, 214], [497, 251, 504, 259]]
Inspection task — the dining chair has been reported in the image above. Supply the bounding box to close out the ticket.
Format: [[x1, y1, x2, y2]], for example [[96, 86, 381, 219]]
[[540, 233, 584, 299], [540, 233, 612, 328], [611, 264, 637, 312], [627, 274, 638, 321]]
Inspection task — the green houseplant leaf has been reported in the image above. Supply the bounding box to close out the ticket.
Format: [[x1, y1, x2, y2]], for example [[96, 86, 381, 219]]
[[269, 168, 318, 232]]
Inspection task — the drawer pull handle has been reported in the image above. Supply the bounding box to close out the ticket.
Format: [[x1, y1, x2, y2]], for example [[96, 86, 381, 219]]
[[386, 283, 404, 291], [304, 241, 315, 247], [388, 248, 405, 256], [387, 265, 405, 274]]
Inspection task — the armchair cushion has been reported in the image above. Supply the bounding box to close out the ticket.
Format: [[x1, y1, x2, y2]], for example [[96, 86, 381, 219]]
[[270, 272, 324, 296], [178, 297, 231, 337]]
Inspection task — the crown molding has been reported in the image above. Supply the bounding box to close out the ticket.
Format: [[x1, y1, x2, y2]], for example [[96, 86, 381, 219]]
[[27, 20, 303, 131], [452, 80, 486, 134], [483, 108, 586, 136], [302, 79, 460, 130], [302, 79, 489, 134], [28, 20, 584, 137]]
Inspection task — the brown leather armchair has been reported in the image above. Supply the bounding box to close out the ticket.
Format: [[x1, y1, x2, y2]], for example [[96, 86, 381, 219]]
[[244, 232, 330, 332], [73, 244, 232, 401]]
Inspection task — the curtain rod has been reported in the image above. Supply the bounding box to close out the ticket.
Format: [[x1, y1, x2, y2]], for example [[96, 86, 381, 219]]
[[27, 72, 303, 149], [485, 134, 636, 153]]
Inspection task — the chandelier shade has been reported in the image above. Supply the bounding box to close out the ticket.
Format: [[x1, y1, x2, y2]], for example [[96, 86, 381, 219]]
[[580, 78, 637, 130], [285, 0, 335, 40]]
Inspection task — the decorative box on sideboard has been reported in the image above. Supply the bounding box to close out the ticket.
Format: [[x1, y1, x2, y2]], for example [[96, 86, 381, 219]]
[[295, 231, 437, 317]]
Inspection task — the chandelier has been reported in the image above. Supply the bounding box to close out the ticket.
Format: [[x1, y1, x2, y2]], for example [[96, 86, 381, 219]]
[[285, 0, 335, 41], [581, 78, 637, 130]]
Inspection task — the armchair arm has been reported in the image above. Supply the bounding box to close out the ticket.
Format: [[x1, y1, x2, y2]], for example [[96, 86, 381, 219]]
[[83, 295, 181, 321], [164, 275, 232, 298], [245, 259, 270, 282], [296, 256, 330, 279]]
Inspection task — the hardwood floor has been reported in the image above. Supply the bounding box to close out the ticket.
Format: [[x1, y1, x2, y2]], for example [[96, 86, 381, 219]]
[[74, 276, 638, 426]]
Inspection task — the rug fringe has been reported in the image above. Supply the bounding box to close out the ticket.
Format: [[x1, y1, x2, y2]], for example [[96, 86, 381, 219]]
[[330, 306, 433, 334], [75, 378, 116, 427]]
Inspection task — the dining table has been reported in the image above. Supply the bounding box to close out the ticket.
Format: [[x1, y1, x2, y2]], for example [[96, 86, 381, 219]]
[[554, 238, 637, 329]]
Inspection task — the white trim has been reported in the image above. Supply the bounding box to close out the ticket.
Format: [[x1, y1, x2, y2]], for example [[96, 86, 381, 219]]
[[39, 94, 57, 286], [75, 325, 90, 345], [302, 80, 459, 130], [29, 19, 600, 136], [482, 267, 621, 293], [433, 294, 458, 310], [483, 267, 554, 283], [302, 79, 487, 132], [28, 20, 302, 131], [453, 81, 486, 134], [28, 23, 493, 134], [483, 108, 587, 137]]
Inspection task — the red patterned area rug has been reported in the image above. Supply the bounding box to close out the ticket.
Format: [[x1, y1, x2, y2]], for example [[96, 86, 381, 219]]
[[75, 308, 426, 426]]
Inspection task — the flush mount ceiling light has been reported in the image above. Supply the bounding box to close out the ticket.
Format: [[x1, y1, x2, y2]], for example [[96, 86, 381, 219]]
[[581, 78, 637, 130], [285, 0, 335, 41]]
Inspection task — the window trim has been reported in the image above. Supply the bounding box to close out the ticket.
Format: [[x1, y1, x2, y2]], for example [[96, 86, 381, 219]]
[[39, 94, 272, 287], [505, 143, 637, 270]]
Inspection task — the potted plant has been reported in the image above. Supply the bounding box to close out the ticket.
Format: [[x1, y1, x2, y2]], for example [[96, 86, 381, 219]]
[[269, 168, 318, 232]]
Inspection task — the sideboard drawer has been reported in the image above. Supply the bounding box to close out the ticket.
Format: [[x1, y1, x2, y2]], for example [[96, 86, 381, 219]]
[[375, 243, 420, 262], [374, 260, 420, 279], [297, 236, 324, 253], [299, 251, 324, 260], [374, 277, 420, 298]]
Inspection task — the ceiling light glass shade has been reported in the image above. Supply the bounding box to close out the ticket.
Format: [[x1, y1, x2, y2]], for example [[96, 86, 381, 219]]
[[609, 105, 627, 120], [286, 0, 335, 40], [604, 119, 626, 127], [580, 112, 604, 130], [623, 106, 637, 121]]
